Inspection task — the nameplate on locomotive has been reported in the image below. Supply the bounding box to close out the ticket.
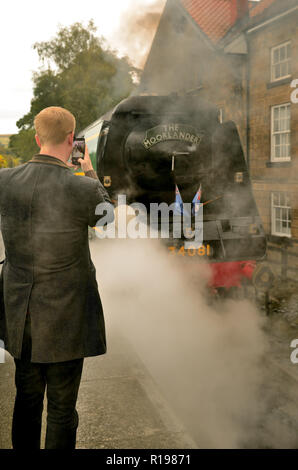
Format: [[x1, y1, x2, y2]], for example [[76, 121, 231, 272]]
[[143, 124, 202, 150]]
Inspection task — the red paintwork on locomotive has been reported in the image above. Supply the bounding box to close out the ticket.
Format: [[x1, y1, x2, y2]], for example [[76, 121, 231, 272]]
[[209, 261, 256, 288]]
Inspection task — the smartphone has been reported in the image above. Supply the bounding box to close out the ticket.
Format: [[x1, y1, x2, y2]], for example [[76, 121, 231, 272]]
[[71, 137, 85, 165]]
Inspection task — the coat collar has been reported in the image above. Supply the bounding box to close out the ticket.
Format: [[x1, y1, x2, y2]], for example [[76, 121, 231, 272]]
[[27, 154, 70, 170]]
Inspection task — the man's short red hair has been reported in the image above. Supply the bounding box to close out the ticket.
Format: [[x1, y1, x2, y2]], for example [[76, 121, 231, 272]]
[[34, 106, 76, 146]]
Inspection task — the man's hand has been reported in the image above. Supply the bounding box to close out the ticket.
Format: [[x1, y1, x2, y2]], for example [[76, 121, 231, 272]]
[[78, 145, 93, 173]]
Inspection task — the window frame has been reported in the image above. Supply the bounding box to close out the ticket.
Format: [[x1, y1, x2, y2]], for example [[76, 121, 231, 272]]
[[271, 41, 291, 83], [271, 191, 291, 238], [218, 107, 225, 124], [270, 103, 291, 163]]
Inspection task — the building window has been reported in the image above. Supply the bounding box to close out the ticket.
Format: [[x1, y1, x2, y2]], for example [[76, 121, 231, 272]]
[[271, 42, 291, 82], [271, 192, 291, 237], [271, 103, 291, 162]]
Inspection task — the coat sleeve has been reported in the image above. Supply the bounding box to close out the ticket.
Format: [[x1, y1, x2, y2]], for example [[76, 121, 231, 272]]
[[0, 168, 11, 208], [0, 267, 5, 344], [87, 179, 114, 228]]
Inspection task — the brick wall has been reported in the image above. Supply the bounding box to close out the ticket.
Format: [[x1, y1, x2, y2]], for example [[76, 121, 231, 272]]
[[248, 11, 298, 240]]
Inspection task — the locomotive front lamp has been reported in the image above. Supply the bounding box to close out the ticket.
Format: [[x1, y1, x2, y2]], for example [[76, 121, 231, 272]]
[[234, 172, 244, 183], [249, 223, 260, 235], [104, 176, 112, 187]]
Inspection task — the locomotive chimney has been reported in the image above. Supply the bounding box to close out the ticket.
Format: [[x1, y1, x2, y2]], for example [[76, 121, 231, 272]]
[[230, 0, 249, 23]]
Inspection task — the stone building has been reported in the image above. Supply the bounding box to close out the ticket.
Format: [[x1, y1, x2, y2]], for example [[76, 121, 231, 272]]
[[246, 0, 298, 243], [139, 0, 298, 269]]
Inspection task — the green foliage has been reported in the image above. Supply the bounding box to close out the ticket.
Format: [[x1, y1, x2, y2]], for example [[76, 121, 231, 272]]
[[0, 155, 8, 168], [16, 20, 137, 135], [0, 143, 22, 168], [9, 129, 39, 163], [16, 70, 62, 130], [34, 20, 99, 72]]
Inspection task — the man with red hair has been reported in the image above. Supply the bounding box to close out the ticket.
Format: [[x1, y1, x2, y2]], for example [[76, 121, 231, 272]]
[[0, 106, 113, 449]]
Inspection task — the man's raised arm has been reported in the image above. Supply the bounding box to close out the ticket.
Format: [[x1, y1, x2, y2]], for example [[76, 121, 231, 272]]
[[78, 146, 114, 227]]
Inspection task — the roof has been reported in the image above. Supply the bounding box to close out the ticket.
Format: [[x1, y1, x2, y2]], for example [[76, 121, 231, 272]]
[[180, 0, 282, 44], [180, 0, 236, 43]]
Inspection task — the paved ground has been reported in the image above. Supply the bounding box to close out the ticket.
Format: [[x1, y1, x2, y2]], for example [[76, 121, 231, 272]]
[[0, 329, 196, 450], [1, 235, 298, 448], [1, 298, 297, 449], [0, 233, 195, 449]]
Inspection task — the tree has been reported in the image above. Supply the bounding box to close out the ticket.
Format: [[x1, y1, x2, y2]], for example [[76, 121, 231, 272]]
[[12, 20, 137, 162], [0, 143, 21, 168], [9, 130, 39, 163], [0, 155, 8, 169]]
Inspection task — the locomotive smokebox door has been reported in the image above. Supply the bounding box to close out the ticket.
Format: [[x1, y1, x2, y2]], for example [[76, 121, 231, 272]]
[[104, 176, 112, 187], [83, 95, 267, 264]]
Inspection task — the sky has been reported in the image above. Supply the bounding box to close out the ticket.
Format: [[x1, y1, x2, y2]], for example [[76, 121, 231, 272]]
[[0, 0, 165, 134]]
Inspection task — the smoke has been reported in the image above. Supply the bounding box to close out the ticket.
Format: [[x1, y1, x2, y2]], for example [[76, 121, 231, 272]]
[[115, 0, 166, 69], [91, 238, 269, 448]]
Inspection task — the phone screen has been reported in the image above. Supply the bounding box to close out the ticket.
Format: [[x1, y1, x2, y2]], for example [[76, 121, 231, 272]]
[[71, 138, 85, 165]]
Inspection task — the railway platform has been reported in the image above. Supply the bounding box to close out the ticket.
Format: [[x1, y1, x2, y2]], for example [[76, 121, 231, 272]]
[[0, 329, 196, 450]]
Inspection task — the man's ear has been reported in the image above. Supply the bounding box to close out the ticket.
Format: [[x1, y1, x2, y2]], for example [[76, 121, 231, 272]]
[[68, 131, 74, 146], [35, 134, 41, 148]]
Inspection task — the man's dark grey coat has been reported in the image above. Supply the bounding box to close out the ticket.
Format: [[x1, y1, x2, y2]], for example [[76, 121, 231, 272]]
[[0, 154, 113, 363]]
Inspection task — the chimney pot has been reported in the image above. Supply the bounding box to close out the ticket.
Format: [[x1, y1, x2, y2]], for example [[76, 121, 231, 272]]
[[237, 0, 249, 20], [230, 0, 249, 23]]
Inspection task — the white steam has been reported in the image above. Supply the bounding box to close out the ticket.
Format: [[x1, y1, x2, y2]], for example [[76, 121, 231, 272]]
[[92, 238, 268, 448], [113, 0, 166, 69]]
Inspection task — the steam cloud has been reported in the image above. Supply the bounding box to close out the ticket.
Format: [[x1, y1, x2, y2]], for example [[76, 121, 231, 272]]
[[92, 238, 269, 448], [116, 0, 166, 69]]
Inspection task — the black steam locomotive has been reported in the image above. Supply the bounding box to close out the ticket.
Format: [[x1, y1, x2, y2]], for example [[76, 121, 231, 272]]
[[78, 94, 266, 271]]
